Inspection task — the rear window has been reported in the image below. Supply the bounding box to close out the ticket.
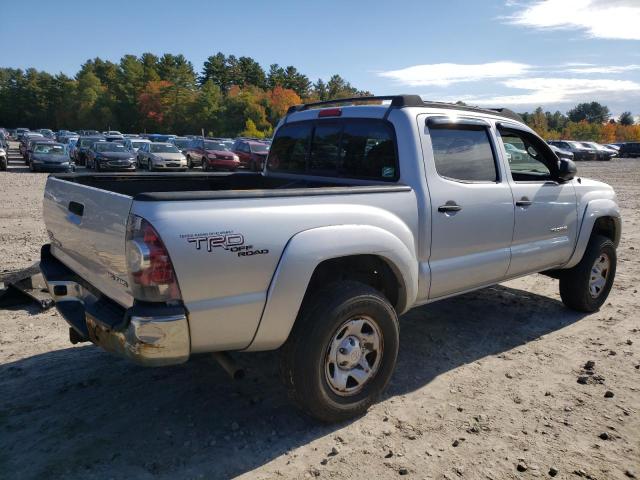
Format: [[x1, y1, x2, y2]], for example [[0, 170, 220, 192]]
[[268, 119, 398, 181], [429, 127, 497, 182]]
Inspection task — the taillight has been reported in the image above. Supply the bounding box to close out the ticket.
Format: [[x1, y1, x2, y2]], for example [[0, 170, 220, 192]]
[[318, 108, 342, 117], [126, 214, 181, 303]]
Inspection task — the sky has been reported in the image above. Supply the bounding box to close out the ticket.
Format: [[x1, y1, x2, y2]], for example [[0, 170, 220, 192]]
[[1, 0, 639, 116]]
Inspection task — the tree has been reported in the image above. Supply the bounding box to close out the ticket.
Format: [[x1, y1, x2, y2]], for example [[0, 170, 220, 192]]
[[619, 111, 634, 126], [530, 107, 548, 136], [267, 64, 286, 89], [240, 119, 264, 138], [266, 86, 302, 124], [567, 102, 610, 124]]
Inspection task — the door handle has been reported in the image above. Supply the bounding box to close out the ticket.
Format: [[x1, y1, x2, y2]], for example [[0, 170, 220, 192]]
[[68, 201, 84, 216], [438, 202, 462, 213], [515, 197, 532, 207]]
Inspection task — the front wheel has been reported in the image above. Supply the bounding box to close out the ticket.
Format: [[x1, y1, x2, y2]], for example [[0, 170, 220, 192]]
[[559, 234, 616, 312], [187, 155, 193, 169], [280, 281, 399, 423]]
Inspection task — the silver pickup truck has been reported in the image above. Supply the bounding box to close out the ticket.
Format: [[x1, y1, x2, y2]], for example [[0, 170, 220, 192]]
[[40, 95, 620, 422]]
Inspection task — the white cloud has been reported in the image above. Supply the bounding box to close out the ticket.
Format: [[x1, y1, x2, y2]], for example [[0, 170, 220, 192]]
[[508, 0, 640, 40], [465, 77, 640, 106], [377, 62, 530, 87], [564, 64, 640, 74]]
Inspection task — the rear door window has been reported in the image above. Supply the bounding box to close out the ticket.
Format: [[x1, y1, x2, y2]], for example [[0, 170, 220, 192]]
[[429, 127, 497, 182], [268, 119, 398, 181]]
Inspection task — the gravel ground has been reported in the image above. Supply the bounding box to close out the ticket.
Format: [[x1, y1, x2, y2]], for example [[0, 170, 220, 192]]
[[1, 142, 639, 480]]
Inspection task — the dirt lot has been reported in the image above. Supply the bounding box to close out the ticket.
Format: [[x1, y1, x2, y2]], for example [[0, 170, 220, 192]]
[[1, 143, 639, 480]]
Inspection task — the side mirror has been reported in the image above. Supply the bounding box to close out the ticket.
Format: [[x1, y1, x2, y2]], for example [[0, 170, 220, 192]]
[[557, 158, 577, 182]]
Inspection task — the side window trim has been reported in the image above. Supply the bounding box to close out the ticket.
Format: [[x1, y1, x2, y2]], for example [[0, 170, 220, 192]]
[[426, 121, 502, 184]]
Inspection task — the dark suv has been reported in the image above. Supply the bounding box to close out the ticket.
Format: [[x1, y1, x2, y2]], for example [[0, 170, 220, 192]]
[[618, 142, 640, 158]]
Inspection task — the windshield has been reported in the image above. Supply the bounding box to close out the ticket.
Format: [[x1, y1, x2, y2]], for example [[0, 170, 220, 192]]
[[568, 141, 588, 149], [96, 143, 127, 152], [250, 143, 269, 153], [204, 141, 228, 151], [131, 141, 148, 148], [150, 144, 179, 153], [81, 138, 101, 147], [173, 139, 190, 149], [34, 144, 65, 154]]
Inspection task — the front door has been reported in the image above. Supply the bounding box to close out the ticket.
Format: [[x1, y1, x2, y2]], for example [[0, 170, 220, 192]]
[[496, 126, 578, 276], [421, 116, 515, 299]]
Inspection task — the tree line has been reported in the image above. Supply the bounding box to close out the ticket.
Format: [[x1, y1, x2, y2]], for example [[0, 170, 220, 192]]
[[518, 102, 640, 143], [0, 52, 371, 138]]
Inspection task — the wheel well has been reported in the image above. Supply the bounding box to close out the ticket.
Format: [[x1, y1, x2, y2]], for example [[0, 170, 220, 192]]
[[592, 216, 617, 243], [303, 255, 402, 310]]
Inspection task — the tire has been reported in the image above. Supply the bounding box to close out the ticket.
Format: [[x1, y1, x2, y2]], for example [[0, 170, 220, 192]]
[[95, 160, 101, 172], [280, 281, 399, 423], [187, 155, 193, 169], [559, 234, 616, 312], [202, 160, 208, 171]]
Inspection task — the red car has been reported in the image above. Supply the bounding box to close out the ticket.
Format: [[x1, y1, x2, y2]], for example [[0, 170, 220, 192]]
[[185, 139, 240, 171], [231, 140, 270, 171]]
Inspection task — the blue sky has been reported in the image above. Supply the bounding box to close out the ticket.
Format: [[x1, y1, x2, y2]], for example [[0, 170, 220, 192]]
[[2, 0, 639, 115]]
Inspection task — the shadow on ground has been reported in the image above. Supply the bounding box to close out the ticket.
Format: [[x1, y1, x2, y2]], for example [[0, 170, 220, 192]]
[[1, 283, 585, 479]]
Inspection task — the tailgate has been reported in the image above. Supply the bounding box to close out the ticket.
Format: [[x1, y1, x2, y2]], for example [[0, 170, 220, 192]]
[[43, 176, 134, 307]]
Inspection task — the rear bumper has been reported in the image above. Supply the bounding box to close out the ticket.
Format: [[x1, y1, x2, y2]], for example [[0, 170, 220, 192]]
[[40, 244, 190, 366]]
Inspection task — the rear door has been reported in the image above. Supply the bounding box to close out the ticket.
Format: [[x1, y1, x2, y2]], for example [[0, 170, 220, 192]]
[[420, 116, 514, 298], [496, 124, 578, 275], [43, 177, 134, 307]]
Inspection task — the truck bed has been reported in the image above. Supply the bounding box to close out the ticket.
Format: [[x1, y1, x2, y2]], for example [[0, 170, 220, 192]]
[[51, 172, 407, 200]]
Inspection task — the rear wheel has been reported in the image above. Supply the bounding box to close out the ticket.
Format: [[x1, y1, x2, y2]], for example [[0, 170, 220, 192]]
[[560, 234, 616, 312], [187, 155, 193, 169], [280, 281, 399, 423]]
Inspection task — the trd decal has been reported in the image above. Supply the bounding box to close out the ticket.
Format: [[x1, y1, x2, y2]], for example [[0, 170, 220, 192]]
[[181, 231, 269, 257]]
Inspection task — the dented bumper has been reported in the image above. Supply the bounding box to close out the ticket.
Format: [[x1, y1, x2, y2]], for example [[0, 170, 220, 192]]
[[40, 244, 190, 366]]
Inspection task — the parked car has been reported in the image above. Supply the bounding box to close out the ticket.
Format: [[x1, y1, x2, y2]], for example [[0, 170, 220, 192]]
[[547, 140, 598, 161], [0, 146, 7, 171], [75, 136, 105, 165], [185, 139, 240, 170], [147, 134, 176, 143], [19, 132, 44, 158], [136, 142, 187, 171], [77, 130, 101, 136], [40, 95, 620, 423], [578, 142, 616, 161], [503, 142, 528, 163], [617, 142, 640, 158], [38, 129, 55, 139], [548, 145, 574, 161], [231, 139, 270, 170], [124, 137, 151, 153], [0, 131, 8, 151], [169, 137, 192, 155], [55, 130, 77, 142], [29, 142, 74, 172], [105, 133, 125, 143], [66, 138, 79, 160], [24, 137, 52, 163], [604, 144, 620, 152], [86, 141, 136, 171]]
